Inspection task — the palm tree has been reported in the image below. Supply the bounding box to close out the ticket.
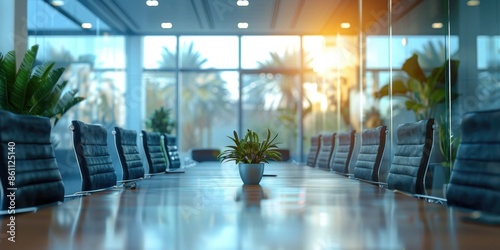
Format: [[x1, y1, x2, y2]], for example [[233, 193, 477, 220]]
[[242, 48, 314, 151], [154, 42, 234, 150]]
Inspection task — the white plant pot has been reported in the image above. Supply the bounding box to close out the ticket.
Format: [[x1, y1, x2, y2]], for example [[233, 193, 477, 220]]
[[238, 163, 265, 185]]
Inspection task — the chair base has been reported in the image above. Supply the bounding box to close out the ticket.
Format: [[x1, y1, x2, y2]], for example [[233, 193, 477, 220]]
[[166, 169, 185, 174], [118, 178, 143, 189], [413, 194, 447, 205]]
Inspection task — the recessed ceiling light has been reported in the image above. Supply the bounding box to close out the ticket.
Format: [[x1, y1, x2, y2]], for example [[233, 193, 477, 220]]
[[432, 22, 443, 29], [340, 22, 351, 29], [237, 0, 249, 7], [146, 0, 159, 7], [466, 0, 480, 6], [161, 22, 173, 29], [238, 22, 249, 29], [51, 0, 64, 7], [81, 23, 92, 29], [401, 37, 408, 46]]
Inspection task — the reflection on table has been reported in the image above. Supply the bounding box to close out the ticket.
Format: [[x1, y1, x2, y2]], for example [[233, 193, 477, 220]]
[[0, 162, 499, 249]]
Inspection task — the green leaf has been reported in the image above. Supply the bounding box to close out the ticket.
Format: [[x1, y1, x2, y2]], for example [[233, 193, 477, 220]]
[[26, 62, 55, 104], [429, 89, 446, 103], [0, 76, 7, 110], [27, 67, 65, 112], [10, 45, 38, 112], [374, 84, 389, 98], [53, 96, 85, 126], [392, 80, 409, 95], [1, 50, 17, 111], [407, 78, 421, 94], [402, 53, 427, 83]]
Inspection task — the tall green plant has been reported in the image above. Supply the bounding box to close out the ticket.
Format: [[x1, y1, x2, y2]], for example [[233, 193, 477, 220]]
[[0, 44, 85, 126], [374, 53, 459, 120]]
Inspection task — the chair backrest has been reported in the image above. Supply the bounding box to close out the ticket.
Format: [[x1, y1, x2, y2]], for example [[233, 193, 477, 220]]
[[163, 134, 181, 168], [353, 126, 387, 182], [113, 127, 145, 180], [191, 148, 221, 162], [71, 120, 117, 192], [141, 131, 167, 174], [0, 111, 65, 210], [331, 130, 356, 174], [306, 135, 322, 167], [316, 133, 336, 170], [386, 119, 434, 195], [447, 110, 500, 214]]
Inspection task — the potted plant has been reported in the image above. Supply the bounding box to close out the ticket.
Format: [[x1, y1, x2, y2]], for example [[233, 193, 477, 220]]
[[145, 107, 176, 134], [218, 129, 282, 185], [145, 107, 176, 164], [0, 44, 85, 126]]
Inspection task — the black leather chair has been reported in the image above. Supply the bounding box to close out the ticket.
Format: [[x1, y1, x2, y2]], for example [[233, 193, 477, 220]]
[[0, 110, 65, 213], [386, 119, 435, 196], [141, 131, 167, 175], [191, 148, 221, 162], [306, 135, 322, 167], [353, 126, 387, 184], [71, 120, 118, 192], [331, 130, 356, 175], [316, 133, 336, 170], [163, 134, 185, 173], [113, 127, 145, 181], [447, 109, 500, 215]]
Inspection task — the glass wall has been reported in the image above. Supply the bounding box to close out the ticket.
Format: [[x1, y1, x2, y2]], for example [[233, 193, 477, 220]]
[[20, 0, 500, 193]]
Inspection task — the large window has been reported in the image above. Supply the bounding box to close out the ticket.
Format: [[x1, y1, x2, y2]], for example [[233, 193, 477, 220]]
[[179, 71, 239, 151], [241, 73, 300, 159], [241, 36, 300, 69], [27, 36, 126, 150], [179, 36, 239, 69]]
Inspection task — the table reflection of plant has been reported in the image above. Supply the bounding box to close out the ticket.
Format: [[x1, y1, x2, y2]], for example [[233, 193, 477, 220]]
[[235, 185, 268, 208]]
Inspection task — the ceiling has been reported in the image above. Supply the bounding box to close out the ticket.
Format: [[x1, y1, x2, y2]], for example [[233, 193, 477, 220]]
[[32, 0, 434, 36]]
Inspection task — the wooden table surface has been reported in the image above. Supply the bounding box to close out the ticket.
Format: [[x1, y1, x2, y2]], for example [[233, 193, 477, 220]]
[[0, 162, 499, 250]]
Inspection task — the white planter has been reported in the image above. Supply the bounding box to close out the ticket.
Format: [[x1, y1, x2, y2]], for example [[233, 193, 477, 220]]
[[238, 163, 265, 185]]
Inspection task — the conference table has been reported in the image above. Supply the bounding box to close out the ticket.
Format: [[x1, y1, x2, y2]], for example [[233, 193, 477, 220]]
[[0, 162, 499, 249]]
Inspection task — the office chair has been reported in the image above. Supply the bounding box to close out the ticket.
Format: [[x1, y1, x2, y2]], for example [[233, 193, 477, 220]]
[[162, 134, 185, 173], [447, 109, 500, 216], [70, 120, 118, 192], [353, 126, 387, 184], [141, 131, 168, 176], [331, 130, 356, 176], [0, 110, 65, 214], [113, 127, 145, 185], [316, 133, 336, 170], [306, 134, 322, 167], [191, 148, 221, 162], [386, 119, 435, 196]]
